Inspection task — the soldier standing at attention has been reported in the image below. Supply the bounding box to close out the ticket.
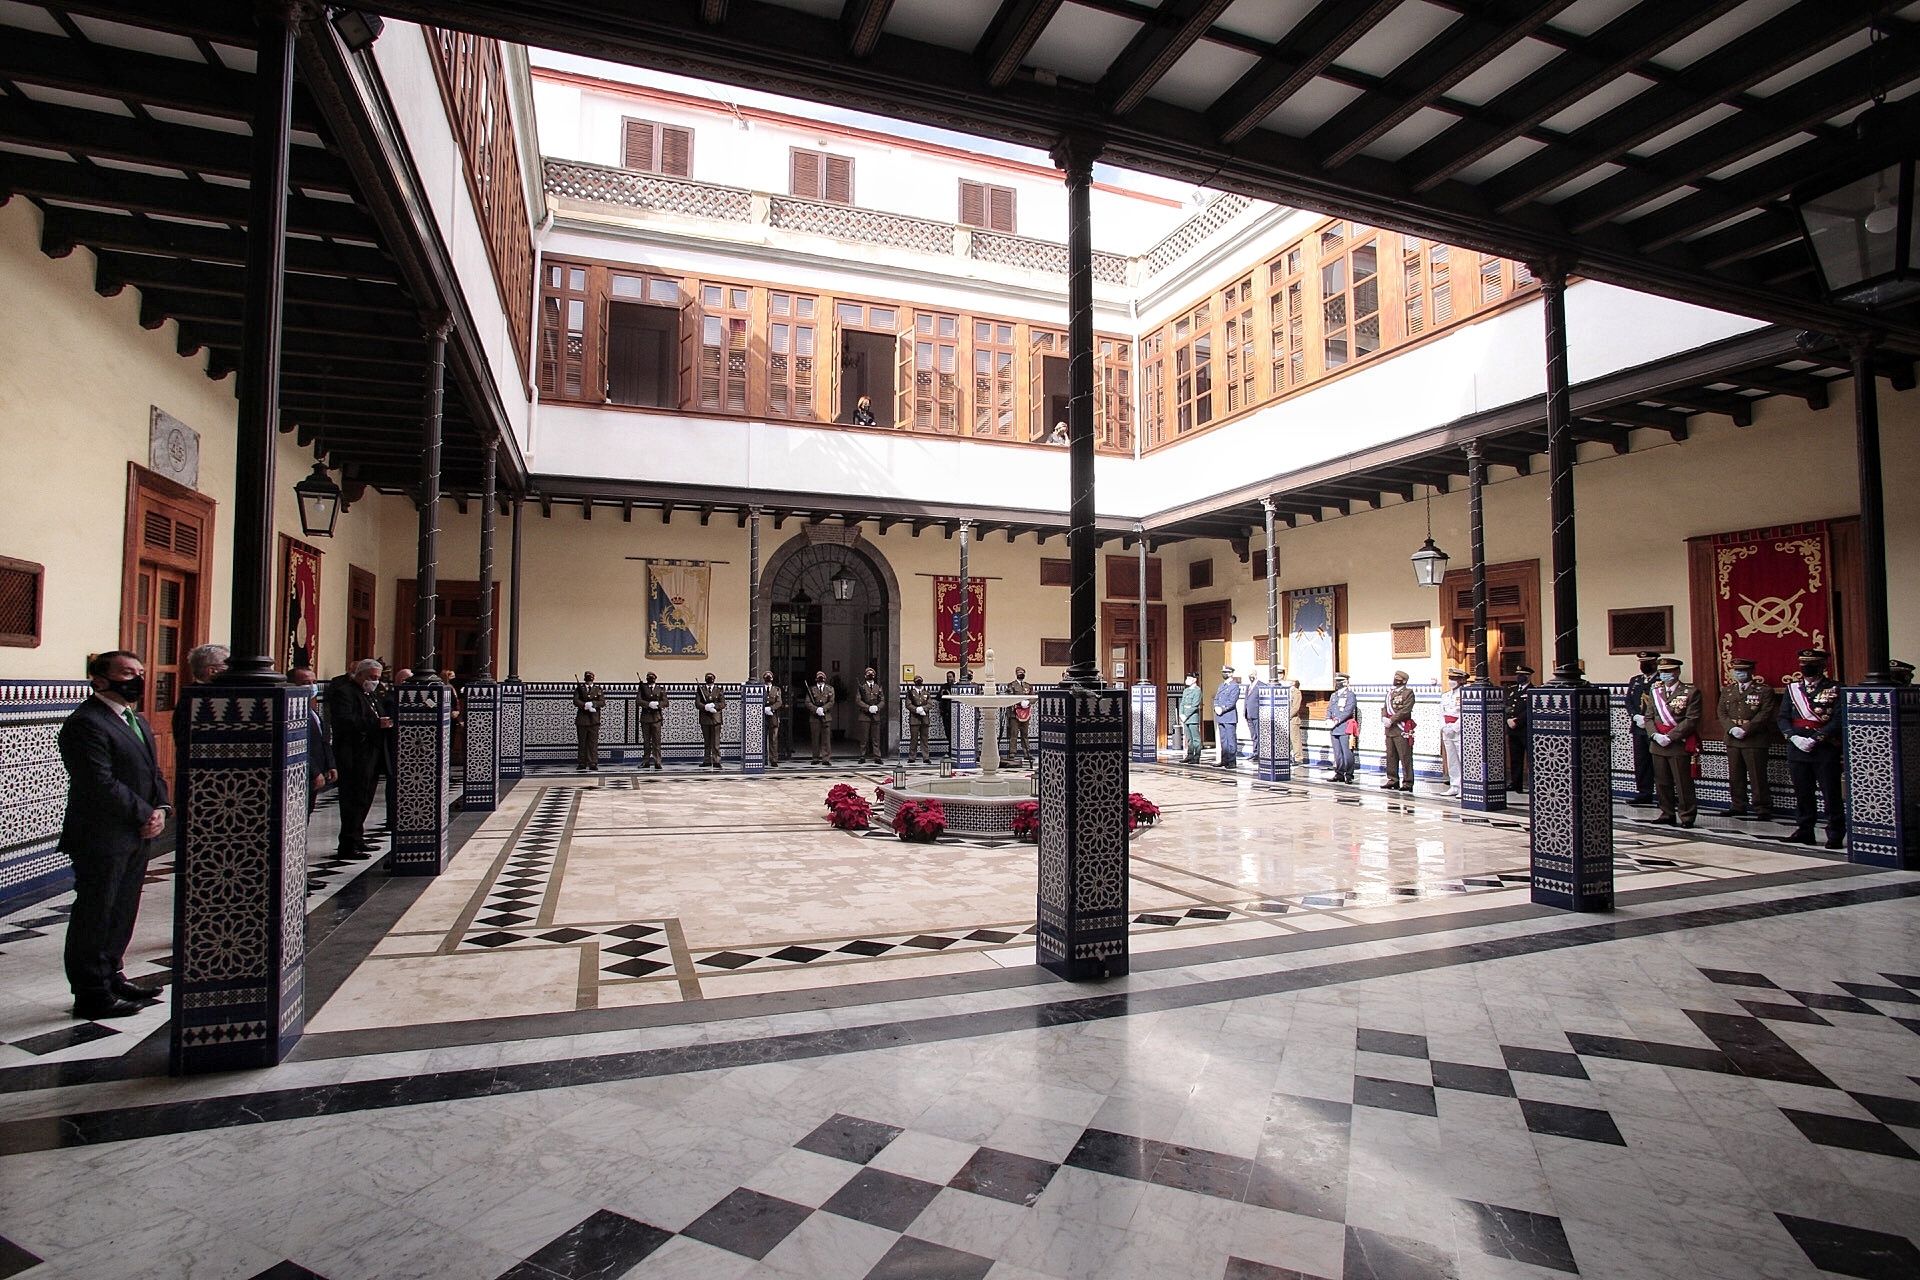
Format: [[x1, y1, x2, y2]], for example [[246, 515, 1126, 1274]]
[[1440, 668, 1467, 796], [1642, 656, 1702, 827], [1504, 665, 1534, 792], [760, 671, 784, 768], [573, 672, 605, 772], [638, 671, 667, 770], [1778, 647, 1845, 848], [1179, 674, 1203, 764], [857, 667, 887, 763], [1005, 666, 1035, 764], [1327, 674, 1359, 783], [697, 672, 725, 768], [1625, 651, 1660, 806], [1242, 669, 1265, 764], [1285, 669, 1308, 765], [1381, 669, 1416, 790], [807, 670, 836, 763], [1720, 657, 1778, 820], [1212, 667, 1240, 769], [904, 676, 935, 762]]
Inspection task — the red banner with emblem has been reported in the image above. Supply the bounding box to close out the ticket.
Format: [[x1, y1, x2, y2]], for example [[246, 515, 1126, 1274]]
[[1710, 521, 1829, 686], [934, 575, 985, 667]]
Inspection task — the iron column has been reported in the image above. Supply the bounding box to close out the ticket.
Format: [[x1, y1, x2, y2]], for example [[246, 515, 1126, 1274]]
[[1053, 134, 1101, 687]]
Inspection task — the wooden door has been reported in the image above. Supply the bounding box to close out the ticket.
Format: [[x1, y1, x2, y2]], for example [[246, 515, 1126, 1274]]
[[347, 565, 376, 669], [122, 464, 213, 775], [1102, 601, 1167, 725], [1183, 599, 1231, 686], [133, 566, 193, 769], [1441, 561, 1539, 679], [392, 579, 500, 676]]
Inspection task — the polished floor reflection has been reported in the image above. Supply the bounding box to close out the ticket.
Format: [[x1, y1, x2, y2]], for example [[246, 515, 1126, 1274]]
[[0, 767, 1915, 1279]]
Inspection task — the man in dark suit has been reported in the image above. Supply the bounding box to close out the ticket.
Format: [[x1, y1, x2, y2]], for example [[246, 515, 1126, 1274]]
[[58, 650, 170, 1020], [326, 659, 386, 855], [290, 667, 336, 814]]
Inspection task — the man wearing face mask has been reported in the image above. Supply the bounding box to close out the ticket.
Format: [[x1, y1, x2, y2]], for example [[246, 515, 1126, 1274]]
[[807, 670, 837, 763], [1640, 657, 1702, 827], [1327, 673, 1359, 783], [761, 671, 785, 768], [697, 672, 726, 768], [1005, 666, 1035, 764], [58, 650, 170, 1019], [1440, 668, 1467, 796], [1505, 665, 1534, 792], [639, 672, 668, 770], [1777, 647, 1845, 848], [856, 667, 887, 764], [325, 659, 386, 859], [1719, 657, 1778, 820], [1212, 667, 1240, 769], [904, 675, 935, 763], [1624, 650, 1660, 806], [1179, 674, 1203, 764], [1381, 669, 1416, 790]]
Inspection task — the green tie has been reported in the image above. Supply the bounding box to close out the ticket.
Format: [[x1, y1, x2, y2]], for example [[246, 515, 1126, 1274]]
[[123, 708, 144, 743]]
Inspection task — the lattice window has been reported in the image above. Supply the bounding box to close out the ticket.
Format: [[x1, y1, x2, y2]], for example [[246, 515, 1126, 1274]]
[[1267, 247, 1305, 392], [1322, 233, 1380, 370], [911, 311, 961, 435], [790, 148, 853, 204], [1404, 242, 1426, 337], [973, 320, 1016, 439], [697, 283, 751, 412], [1172, 300, 1213, 435], [1039, 558, 1072, 587], [1221, 276, 1255, 413], [958, 179, 1016, 233], [1431, 244, 1453, 325], [768, 291, 817, 420], [538, 261, 590, 398], [1041, 638, 1073, 666], [622, 117, 692, 177], [1608, 607, 1674, 654], [1141, 330, 1168, 448], [1480, 254, 1505, 304], [1391, 621, 1430, 658], [544, 159, 753, 220], [1097, 337, 1134, 454], [0, 555, 42, 647]]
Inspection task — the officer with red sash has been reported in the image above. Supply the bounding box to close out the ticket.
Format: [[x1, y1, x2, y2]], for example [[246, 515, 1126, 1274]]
[[1640, 656, 1702, 827], [1776, 646, 1845, 848]]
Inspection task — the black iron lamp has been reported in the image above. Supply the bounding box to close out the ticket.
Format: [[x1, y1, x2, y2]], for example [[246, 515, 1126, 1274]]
[[1410, 487, 1449, 587], [329, 7, 385, 51], [829, 568, 857, 602], [1791, 89, 1920, 307], [293, 461, 342, 538]]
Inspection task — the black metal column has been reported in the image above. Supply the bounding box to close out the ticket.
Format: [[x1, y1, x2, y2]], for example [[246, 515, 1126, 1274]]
[[957, 518, 972, 672], [1135, 525, 1148, 680], [476, 438, 497, 682], [1054, 135, 1100, 688], [1460, 439, 1506, 811], [1851, 341, 1892, 684], [1263, 499, 1279, 682], [1467, 441, 1490, 683], [508, 497, 524, 680], [414, 317, 450, 677], [748, 505, 763, 678], [1539, 266, 1579, 681], [1257, 496, 1289, 781], [464, 435, 502, 810], [224, 2, 297, 681]]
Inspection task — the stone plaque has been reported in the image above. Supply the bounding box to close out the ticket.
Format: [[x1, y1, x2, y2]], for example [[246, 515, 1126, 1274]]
[[149, 406, 200, 489]]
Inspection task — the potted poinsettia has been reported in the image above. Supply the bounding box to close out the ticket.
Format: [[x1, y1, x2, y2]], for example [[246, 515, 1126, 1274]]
[[1010, 799, 1039, 842], [892, 798, 947, 842], [1126, 792, 1160, 832], [825, 783, 871, 829]]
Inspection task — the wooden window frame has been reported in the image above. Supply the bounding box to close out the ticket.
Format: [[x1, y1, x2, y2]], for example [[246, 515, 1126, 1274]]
[[1171, 300, 1214, 436], [1096, 336, 1134, 453], [1220, 276, 1255, 414], [972, 318, 1017, 440], [1188, 558, 1214, 591], [0, 554, 44, 648], [538, 259, 594, 401], [1039, 558, 1072, 587], [1140, 329, 1168, 448], [1606, 606, 1675, 655], [1105, 554, 1163, 601], [958, 178, 1016, 233], [695, 281, 752, 413], [621, 115, 693, 177], [909, 310, 962, 435], [790, 147, 854, 205], [767, 289, 820, 421]]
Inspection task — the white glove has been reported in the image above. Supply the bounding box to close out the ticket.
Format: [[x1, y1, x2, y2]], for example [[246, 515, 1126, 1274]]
[[705, 703, 717, 713], [584, 702, 596, 713], [915, 708, 926, 717], [1653, 733, 1671, 746], [816, 707, 826, 717], [1729, 726, 1745, 739], [1792, 735, 1815, 752], [1020, 700, 1030, 709], [869, 705, 879, 714], [764, 706, 775, 717], [647, 701, 659, 710], [1632, 714, 1645, 729]]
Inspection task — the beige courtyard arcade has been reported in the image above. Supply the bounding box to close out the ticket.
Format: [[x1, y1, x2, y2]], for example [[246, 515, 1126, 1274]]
[[2, 3, 1920, 1278]]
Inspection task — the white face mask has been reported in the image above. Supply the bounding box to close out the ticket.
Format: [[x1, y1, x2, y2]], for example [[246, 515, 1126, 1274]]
[[1185, 677, 1196, 687]]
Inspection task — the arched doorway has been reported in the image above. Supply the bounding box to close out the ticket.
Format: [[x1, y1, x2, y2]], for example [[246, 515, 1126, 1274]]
[[759, 528, 901, 754]]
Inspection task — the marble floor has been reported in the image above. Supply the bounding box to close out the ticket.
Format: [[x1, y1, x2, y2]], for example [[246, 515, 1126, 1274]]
[[1, 766, 1916, 1279]]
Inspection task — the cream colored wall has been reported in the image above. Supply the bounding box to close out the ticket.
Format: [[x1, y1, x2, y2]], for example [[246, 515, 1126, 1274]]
[[0, 198, 413, 683]]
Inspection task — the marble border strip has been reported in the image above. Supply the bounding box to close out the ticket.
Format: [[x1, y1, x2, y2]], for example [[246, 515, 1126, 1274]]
[[1, 876, 1911, 1155]]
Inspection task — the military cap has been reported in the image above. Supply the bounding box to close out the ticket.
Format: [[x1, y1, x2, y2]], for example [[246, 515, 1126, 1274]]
[[1448, 668, 1470, 679], [1392, 669, 1409, 681], [1796, 648, 1829, 661], [1656, 657, 1683, 672], [1730, 657, 1757, 672], [1515, 664, 1536, 676], [1221, 665, 1234, 675], [1636, 650, 1660, 660]]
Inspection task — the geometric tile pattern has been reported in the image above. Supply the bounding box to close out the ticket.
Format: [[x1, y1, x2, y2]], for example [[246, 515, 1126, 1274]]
[[461, 787, 573, 931], [1035, 685, 1130, 979], [0, 678, 91, 911], [458, 920, 675, 981]]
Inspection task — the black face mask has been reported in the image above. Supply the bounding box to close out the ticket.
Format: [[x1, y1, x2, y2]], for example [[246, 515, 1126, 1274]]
[[105, 675, 145, 703], [1799, 661, 1824, 676], [1639, 661, 1657, 675]]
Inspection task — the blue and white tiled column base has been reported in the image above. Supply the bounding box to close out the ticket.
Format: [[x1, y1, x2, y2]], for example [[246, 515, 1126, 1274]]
[[499, 678, 525, 781], [171, 684, 309, 1073], [1844, 685, 1920, 871], [393, 681, 452, 876], [1255, 685, 1291, 783], [1036, 686, 1130, 981], [463, 680, 502, 812], [1129, 683, 1158, 765], [1460, 684, 1509, 812], [951, 685, 980, 770], [1527, 682, 1614, 911], [742, 683, 766, 774]]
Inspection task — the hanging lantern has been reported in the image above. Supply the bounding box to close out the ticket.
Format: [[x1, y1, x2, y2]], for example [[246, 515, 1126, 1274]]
[[293, 461, 342, 538]]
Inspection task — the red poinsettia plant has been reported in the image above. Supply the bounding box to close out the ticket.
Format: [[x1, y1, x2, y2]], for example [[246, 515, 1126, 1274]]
[[825, 784, 871, 829], [893, 798, 948, 842], [1010, 800, 1040, 841], [1126, 792, 1160, 832]]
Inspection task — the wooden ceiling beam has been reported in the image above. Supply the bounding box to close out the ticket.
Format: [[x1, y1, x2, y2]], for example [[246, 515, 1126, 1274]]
[[975, 0, 1064, 89], [92, 252, 411, 315], [0, 153, 375, 240], [37, 207, 397, 283], [0, 24, 322, 129], [1720, 367, 1830, 409], [1099, 0, 1235, 116], [842, 0, 895, 59], [1209, 0, 1400, 144]]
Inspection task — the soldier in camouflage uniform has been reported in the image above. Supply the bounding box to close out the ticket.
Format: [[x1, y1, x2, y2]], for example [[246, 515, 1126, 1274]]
[[856, 668, 887, 764], [904, 676, 936, 762], [638, 672, 668, 770]]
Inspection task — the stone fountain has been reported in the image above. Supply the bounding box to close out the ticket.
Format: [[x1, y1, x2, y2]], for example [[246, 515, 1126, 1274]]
[[876, 648, 1034, 835]]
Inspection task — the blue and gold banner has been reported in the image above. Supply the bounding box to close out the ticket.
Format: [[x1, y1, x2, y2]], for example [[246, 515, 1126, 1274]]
[[647, 560, 710, 658]]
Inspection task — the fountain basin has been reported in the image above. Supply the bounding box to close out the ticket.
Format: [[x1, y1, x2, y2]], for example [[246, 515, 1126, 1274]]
[[878, 773, 1034, 835]]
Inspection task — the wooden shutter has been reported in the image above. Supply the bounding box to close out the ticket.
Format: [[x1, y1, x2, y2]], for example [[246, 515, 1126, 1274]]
[[677, 292, 700, 410], [894, 327, 914, 430], [987, 185, 1014, 232], [622, 119, 654, 171], [959, 179, 985, 228], [660, 126, 692, 177], [790, 148, 821, 199], [824, 153, 853, 205]]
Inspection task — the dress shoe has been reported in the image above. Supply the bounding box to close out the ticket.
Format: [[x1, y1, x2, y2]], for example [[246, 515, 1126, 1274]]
[[1651, 816, 1677, 826], [1626, 798, 1657, 807], [1680, 819, 1695, 829], [73, 995, 144, 1020], [1777, 832, 1815, 845], [1825, 837, 1845, 850], [1381, 781, 1400, 790], [1723, 808, 1750, 818], [111, 980, 160, 1004]]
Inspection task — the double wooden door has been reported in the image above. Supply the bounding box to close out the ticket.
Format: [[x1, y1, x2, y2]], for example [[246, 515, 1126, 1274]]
[[121, 466, 213, 773]]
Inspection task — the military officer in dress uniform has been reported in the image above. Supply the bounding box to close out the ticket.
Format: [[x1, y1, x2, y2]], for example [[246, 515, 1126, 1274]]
[[1720, 656, 1779, 820], [572, 672, 605, 771], [1778, 647, 1845, 848], [638, 672, 667, 770], [904, 676, 936, 762], [806, 670, 836, 763], [1504, 665, 1534, 792], [1381, 669, 1416, 790], [696, 672, 725, 768], [760, 671, 784, 768], [1285, 669, 1308, 765], [1641, 656, 1702, 828], [1179, 674, 1203, 763], [1625, 651, 1660, 806], [1440, 668, 1467, 796], [1005, 666, 1035, 763], [1326, 674, 1358, 783], [856, 668, 886, 763], [1212, 667, 1240, 768]]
